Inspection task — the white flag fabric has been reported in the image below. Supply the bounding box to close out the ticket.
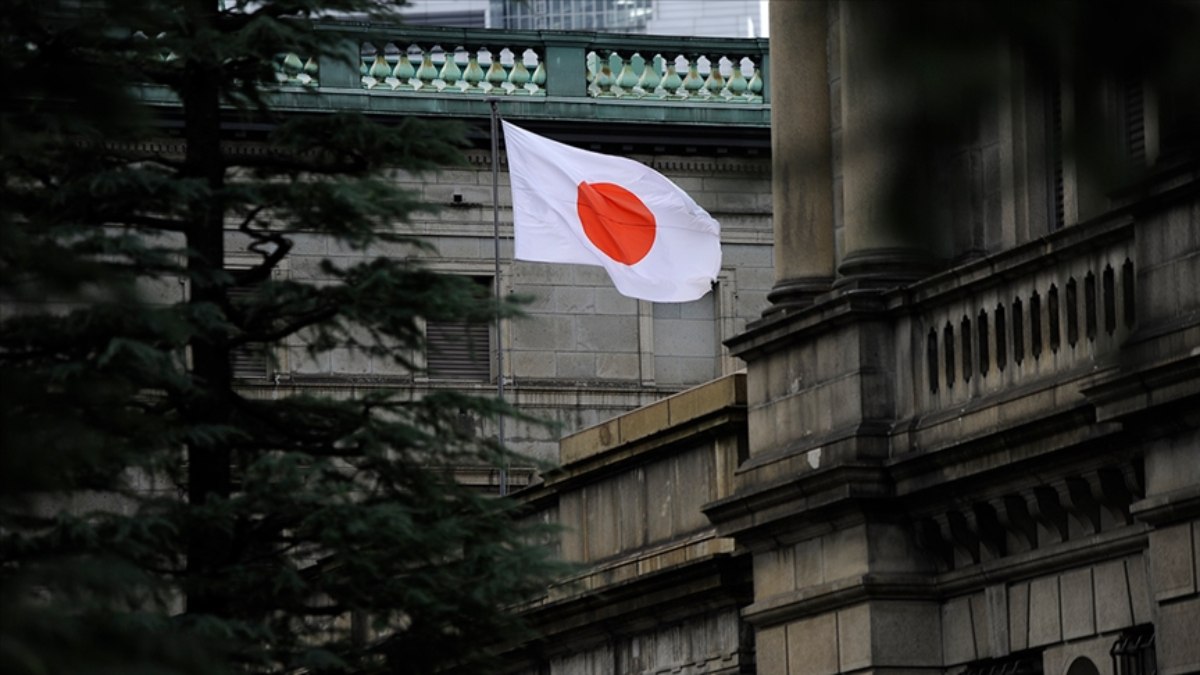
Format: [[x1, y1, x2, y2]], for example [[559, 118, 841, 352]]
[[502, 121, 721, 303]]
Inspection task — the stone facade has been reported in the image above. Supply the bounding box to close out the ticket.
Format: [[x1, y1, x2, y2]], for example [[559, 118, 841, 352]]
[[512, 2, 1200, 674], [235, 146, 772, 472]]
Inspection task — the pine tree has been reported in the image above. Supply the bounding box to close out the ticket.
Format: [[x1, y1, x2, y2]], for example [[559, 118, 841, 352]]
[[0, 2, 564, 673]]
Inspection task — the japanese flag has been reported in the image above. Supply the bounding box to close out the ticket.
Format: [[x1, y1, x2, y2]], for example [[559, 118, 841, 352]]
[[502, 121, 721, 303]]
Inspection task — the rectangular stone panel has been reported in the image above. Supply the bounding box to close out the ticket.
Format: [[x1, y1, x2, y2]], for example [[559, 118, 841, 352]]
[[1150, 522, 1196, 601], [1027, 575, 1062, 647], [942, 596, 977, 667], [1008, 581, 1029, 652], [1060, 568, 1096, 640], [1093, 558, 1134, 633], [787, 613, 838, 675]]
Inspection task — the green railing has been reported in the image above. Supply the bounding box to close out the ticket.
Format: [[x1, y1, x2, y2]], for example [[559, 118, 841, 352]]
[[260, 23, 771, 126]]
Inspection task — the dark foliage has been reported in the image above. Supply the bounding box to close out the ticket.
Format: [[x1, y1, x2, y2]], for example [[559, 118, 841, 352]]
[[0, 1, 565, 673]]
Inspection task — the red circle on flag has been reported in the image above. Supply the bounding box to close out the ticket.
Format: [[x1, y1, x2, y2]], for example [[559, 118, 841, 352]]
[[576, 181, 656, 265]]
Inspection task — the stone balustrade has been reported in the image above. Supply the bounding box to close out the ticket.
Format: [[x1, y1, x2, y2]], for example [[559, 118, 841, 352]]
[[350, 30, 768, 104], [909, 219, 1136, 418], [134, 25, 771, 128]]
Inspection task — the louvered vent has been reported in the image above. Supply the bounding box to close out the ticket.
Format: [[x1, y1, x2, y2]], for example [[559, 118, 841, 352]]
[[1049, 77, 1066, 230], [426, 320, 490, 381], [1124, 77, 1147, 170], [228, 285, 270, 380]]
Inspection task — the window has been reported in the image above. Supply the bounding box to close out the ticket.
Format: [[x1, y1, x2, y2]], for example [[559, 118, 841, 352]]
[[1111, 625, 1156, 675]]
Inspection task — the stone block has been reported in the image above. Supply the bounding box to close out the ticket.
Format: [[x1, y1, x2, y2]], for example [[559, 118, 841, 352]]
[[1150, 522, 1196, 602], [1127, 554, 1154, 624], [510, 350, 556, 379], [616, 469, 646, 553], [555, 286, 596, 313], [822, 524, 869, 583], [871, 602, 943, 668], [838, 603, 872, 671], [584, 481, 618, 560], [596, 352, 640, 380], [577, 315, 638, 352], [668, 374, 744, 426], [753, 548, 797, 601], [673, 449, 714, 533], [555, 352, 595, 379], [787, 613, 838, 675], [557, 492, 585, 562], [941, 596, 977, 666], [1008, 581, 1029, 652], [645, 458, 676, 543], [595, 287, 637, 315], [654, 355, 716, 387], [330, 348, 370, 375], [1027, 575, 1061, 647], [986, 584, 1009, 658], [619, 399, 669, 444], [970, 593, 991, 660], [794, 538, 825, 588], [1060, 568, 1095, 641], [1157, 596, 1200, 675], [560, 419, 619, 466], [1093, 558, 1134, 633]]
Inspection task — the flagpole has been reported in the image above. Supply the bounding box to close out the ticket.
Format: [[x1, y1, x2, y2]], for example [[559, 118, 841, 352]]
[[487, 97, 508, 497]]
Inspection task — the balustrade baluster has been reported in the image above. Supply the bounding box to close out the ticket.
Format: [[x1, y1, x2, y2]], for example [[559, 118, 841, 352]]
[[593, 51, 616, 97], [415, 49, 438, 91], [531, 59, 546, 96], [637, 54, 664, 98], [661, 59, 684, 99], [616, 53, 640, 97], [682, 55, 704, 99], [508, 50, 532, 96], [440, 47, 464, 93], [367, 52, 391, 89], [392, 45, 416, 91], [726, 58, 749, 102], [462, 51, 485, 93], [703, 56, 727, 99], [484, 48, 508, 94], [302, 57, 318, 86], [747, 64, 764, 102]]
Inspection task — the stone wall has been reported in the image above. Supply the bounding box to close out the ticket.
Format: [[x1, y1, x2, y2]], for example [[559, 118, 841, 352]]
[[234, 148, 772, 466]]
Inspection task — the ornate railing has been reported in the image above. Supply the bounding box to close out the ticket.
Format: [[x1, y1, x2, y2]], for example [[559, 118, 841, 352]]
[[334, 25, 767, 105], [136, 25, 771, 127]]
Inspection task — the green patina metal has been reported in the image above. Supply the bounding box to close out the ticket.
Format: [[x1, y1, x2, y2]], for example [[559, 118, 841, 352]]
[[141, 22, 770, 129]]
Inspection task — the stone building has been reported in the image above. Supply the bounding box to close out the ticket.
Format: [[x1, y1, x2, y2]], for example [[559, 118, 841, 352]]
[[509, 2, 1200, 674], [209, 23, 774, 480]]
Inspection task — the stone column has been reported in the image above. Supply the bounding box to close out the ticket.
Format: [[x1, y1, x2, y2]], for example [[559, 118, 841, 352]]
[[766, 0, 835, 312], [836, 0, 937, 287]]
